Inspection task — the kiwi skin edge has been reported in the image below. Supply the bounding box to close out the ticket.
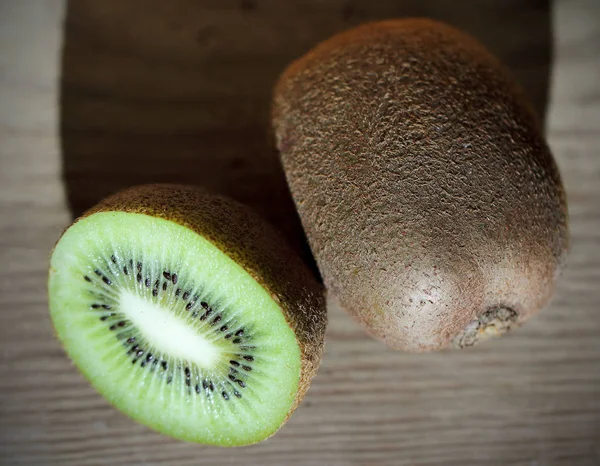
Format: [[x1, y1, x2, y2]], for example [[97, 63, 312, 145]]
[[55, 183, 327, 429], [272, 19, 569, 352]]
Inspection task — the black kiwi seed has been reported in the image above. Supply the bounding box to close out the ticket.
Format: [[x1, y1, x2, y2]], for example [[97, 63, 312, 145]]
[[126, 337, 136, 344], [232, 338, 242, 344], [145, 278, 151, 288], [171, 274, 178, 284], [183, 291, 190, 300], [195, 384, 201, 394], [91, 303, 101, 309], [230, 360, 240, 367], [186, 302, 193, 311], [243, 355, 254, 362], [102, 276, 112, 285], [225, 333, 233, 339], [211, 315, 222, 325], [235, 329, 244, 336], [175, 288, 181, 297], [163, 271, 171, 280], [161, 361, 168, 370], [220, 326, 228, 332], [242, 365, 252, 372], [222, 391, 229, 400], [228, 374, 236, 382], [101, 304, 111, 309], [236, 380, 246, 388], [94, 269, 102, 277], [137, 262, 142, 272], [166, 376, 173, 384], [109, 324, 117, 331], [111, 255, 117, 264], [153, 289, 158, 297], [123, 266, 128, 275], [162, 282, 167, 291], [234, 390, 242, 399], [209, 382, 214, 391], [146, 354, 153, 362], [202, 380, 209, 390], [84, 275, 91, 282], [137, 273, 142, 283]]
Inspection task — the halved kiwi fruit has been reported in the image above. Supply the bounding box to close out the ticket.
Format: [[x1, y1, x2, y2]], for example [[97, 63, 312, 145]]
[[48, 184, 326, 446]]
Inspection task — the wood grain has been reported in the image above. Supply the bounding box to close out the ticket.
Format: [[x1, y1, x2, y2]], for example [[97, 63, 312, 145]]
[[1, 1, 599, 465]]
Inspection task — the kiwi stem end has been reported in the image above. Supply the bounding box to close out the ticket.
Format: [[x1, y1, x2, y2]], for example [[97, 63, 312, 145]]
[[452, 307, 519, 349]]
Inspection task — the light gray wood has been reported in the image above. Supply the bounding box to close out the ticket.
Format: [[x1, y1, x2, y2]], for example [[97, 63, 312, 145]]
[[1, 1, 599, 465]]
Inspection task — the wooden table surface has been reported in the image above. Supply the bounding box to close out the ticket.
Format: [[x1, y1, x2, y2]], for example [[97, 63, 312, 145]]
[[1, 1, 599, 465]]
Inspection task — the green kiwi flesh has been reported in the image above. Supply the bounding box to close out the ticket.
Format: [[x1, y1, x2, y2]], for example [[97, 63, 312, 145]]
[[272, 19, 569, 351], [48, 184, 326, 446]]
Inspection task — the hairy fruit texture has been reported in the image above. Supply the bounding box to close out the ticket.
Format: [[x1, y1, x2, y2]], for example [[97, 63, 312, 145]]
[[272, 19, 568, 351]]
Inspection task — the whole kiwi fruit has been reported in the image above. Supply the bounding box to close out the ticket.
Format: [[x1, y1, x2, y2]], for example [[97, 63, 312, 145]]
[[48, 184, 326, 445], [271, 19, 568, 351]]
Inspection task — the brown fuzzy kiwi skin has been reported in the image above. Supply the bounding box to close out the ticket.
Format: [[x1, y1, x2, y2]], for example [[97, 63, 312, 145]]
[[74, 183, 326, 425], [272, 19, 569, 352]]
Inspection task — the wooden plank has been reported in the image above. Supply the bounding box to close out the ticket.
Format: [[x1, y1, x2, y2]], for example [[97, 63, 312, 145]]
[[0, 1, 598, 465]]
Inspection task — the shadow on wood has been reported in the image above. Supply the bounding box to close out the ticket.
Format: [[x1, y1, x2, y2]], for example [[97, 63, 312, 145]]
[[59, 0, 552, 272]]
